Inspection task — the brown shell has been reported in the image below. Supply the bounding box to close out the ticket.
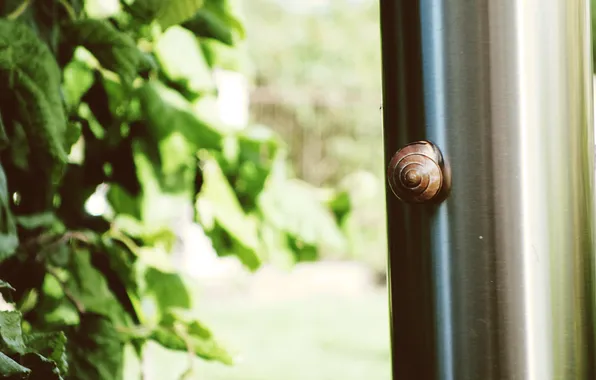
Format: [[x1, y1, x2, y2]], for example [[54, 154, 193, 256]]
[[387, 141, 450, 204]]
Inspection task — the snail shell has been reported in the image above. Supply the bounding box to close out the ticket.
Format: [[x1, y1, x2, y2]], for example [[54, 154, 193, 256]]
[[387, 141, 450, 204]]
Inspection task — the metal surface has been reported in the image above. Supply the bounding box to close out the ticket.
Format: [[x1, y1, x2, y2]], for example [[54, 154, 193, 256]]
[[380, 1, 596, 379], [387, 141, 450, 204]]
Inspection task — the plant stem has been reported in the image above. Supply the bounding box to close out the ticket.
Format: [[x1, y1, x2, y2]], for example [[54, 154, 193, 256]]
[[6, 0, 31, 20], [58, 0, 77, 20]]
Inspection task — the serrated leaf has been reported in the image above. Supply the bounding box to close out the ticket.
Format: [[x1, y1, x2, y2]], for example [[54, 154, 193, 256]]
[[13, 70, 68, 185], [0, 311, 26, 355], [24, 332, 68, 376], [0, 21, 65, 131], [0, 352, 30, 378], [0, 20, 68, 193], [196, 157, 260, 269], [154, 26, 215, 94], [66, 313, 124, 380], [64, 19, 150, 87]]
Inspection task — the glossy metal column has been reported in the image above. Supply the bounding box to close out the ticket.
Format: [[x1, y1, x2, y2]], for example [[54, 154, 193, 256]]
[[381, 1, 596, 379]]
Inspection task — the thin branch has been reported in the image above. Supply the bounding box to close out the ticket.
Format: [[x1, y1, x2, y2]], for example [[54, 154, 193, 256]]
[[106, 229, 140, 256], [174, 323, 195, 380], [27, 231, 92, 263], [58, 0, 76, 20], [6, 0, 31, 20], [45, 266, 86, 314], [24, 230, 91, 251]]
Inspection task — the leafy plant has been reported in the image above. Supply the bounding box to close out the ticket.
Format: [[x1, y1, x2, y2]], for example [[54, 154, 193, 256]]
[[0, 0, 348, 378]]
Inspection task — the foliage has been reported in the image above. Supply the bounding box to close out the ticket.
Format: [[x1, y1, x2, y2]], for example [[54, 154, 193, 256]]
[[244, 0, 387, 266], [0, 0, 348, 378]]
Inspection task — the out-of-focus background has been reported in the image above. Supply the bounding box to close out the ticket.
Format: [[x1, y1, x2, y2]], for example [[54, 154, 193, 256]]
[[177, 0, 390, 379]]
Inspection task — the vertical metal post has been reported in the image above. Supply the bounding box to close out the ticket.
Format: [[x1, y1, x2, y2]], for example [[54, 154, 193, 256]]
[[380, 1, 596, 379]]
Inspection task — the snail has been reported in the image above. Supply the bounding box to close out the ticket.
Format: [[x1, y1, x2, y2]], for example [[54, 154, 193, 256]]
[[387, 140, 450, 204]]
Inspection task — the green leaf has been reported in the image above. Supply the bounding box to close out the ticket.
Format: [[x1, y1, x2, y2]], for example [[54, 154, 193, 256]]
[[64, 19, 150, 87], [89, 238, 140, 324], [258, 179, 347, 253], [157, 0, 205, 28], [200, 0, 245, 39], [15, 212, 57, 231], [23, 332, 68, 376], [66, 313, 124, 380], [62, 60, 95, 110], [136, 264, 201, 324], [149, 311, 232, 365], [0, 20, 69, 190], [196, 157, 260, 269], [0, 311, 26, 354], [128, 140, 195, 228], [67, 250, 130, 325], [0, 279, 15, 304], [0, 312, 64, 378], [0, 352, 30, 378], [154, 26, 215, 94], [0, 280, 15, 295], [138, 81, 223, 150], [0, 164, 18, 261], [12, 70, 68, 185], [0, 21, 64, 131], [142, 267, 190, 314], [107, 185, 142, 220], [182, 8, 234, 45], [125, 0, 204, 27]]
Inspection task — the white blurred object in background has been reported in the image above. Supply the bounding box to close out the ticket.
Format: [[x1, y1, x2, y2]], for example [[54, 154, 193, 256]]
[[214, 69, 249, 130]]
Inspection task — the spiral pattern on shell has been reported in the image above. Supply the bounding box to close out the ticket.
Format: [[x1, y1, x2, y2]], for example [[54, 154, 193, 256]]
[[387, 141, 449, 204]]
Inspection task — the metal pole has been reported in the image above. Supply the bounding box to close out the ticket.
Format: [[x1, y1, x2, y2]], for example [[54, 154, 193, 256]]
[[380, 2, 596, 379]]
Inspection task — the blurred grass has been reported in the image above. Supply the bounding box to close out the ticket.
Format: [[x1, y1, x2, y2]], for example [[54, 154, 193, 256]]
[[145, 290, 391, 380]]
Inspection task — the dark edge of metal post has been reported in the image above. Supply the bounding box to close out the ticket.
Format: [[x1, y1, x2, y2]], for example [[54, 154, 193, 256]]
[[379, 1, 439, 379]]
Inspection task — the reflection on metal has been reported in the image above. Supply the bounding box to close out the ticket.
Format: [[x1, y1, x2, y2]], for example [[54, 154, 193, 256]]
[[387, 141, 450, 204], [380, 1, 595, 380]]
